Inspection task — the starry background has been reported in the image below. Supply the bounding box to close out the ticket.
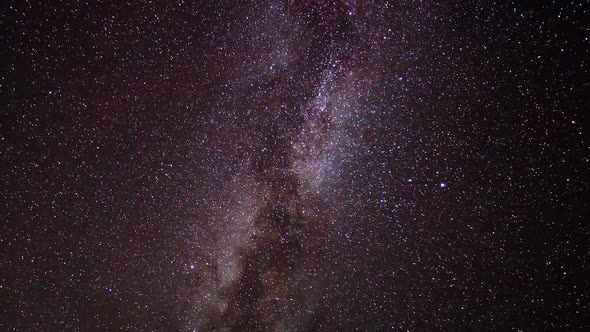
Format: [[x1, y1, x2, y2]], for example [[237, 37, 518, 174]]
[[1, 0, 589, 331]]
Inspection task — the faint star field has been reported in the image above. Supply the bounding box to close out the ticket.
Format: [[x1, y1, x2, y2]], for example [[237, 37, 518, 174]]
[[1, 0, 589, 331]]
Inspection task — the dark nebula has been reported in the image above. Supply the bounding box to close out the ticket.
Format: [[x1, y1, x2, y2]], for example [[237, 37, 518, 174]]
[[1, 1, 589, 331]]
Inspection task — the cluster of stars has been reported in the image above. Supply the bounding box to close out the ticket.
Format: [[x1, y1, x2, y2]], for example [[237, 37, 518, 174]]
[[1, 0, 588, 331]]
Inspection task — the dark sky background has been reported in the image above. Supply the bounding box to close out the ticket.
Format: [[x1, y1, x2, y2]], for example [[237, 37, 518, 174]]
[[1, 1, 589, 331]]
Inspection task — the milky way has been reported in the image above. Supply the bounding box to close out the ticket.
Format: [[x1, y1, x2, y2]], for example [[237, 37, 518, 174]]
[[2, 1, 589, 331]]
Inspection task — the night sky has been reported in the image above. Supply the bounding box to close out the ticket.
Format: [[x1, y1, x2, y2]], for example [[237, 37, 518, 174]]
[[1, 1, 589, 331]]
